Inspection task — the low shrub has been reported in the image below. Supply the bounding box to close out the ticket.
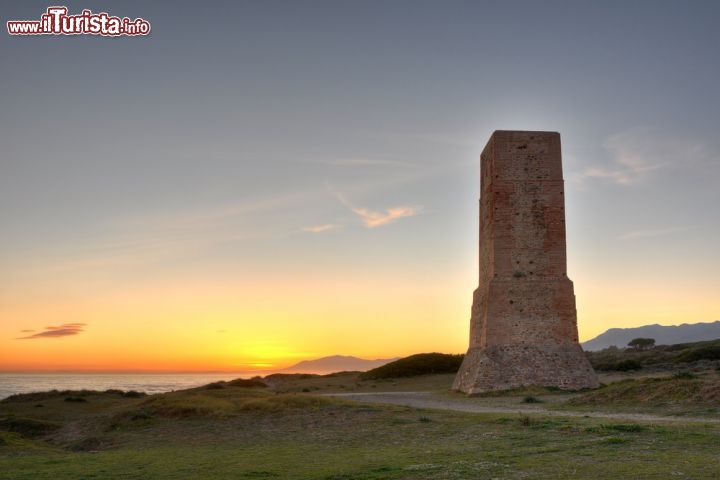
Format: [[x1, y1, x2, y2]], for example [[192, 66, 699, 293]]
[[238, 394, 333, 413], [130, 410, 153, 421], [64, 396, 87, 403], [569, 376, 720, 406], [601, 423, 645, 433], [138, 394, 236, 418], [123, 390, 145, 398], [226, 378, 267, 388], [0, 417, 61, 438], [674, 345, 720, 363], [596, 359, 642, 372], [1, 389, 97, 403], [204, 382, 226, 390], [603, 436, 630, 444], [69, 436, 105, 452], [264, 373, 316, 381], [360, 353, 464, 380]]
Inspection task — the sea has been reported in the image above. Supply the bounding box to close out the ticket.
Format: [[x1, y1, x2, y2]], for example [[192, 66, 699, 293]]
[[0, 372, 264, 400]]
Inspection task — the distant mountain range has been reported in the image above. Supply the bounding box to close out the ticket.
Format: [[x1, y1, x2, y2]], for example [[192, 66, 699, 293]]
[[582, 321, 720, 351], [281, 355, 398, 374]]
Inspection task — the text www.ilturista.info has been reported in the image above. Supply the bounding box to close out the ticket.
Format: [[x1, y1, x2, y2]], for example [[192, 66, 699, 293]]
[[7, 6, 150, 36]]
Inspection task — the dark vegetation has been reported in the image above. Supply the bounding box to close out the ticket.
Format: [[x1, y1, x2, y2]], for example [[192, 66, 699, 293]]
[[674, 344, 720, 363], [522, 395, 542, 404], [360, 353, 464, 380], [627, 337, 655, 350], [227, 377, 268, 387], [1, 389, 147, 403], [0, 417, 61, 438], [201, 377, 268, 390], [355, 339, 720, 381], [586, 338, 720, 372], [63, 396, 87, 403]]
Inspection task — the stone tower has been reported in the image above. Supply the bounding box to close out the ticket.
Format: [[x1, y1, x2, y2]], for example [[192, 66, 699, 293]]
[[453, 131, 598, 394]]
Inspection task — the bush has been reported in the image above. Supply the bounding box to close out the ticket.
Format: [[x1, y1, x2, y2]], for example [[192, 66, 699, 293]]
[[615, 359, 643, 371], [602, 423, 645, 433], [130, 410, 153, 421], [1, 390, 96, 403], [226, 378, 267, 388], [0, 417, 61, 438], [123, 390, 145, 398], [674, 345, 720, 363], [595, 359, 642, 372], [522, 395, 542, 403], [204, 382, 226, 390], [360, 353, 464, 380], [673, 371, 697, 380], [264, 373, 316, 381], [628, 338, 655, 350], [64, 396, 87, 403], [603, 437, 630, 444]]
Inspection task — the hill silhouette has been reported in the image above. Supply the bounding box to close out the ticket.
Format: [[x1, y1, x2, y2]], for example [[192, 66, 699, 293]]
[[582, 321, 720, 351], [282, 355, 397, 374]]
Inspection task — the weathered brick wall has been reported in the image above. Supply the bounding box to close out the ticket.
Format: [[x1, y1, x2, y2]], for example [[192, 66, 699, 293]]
[[454, 131, 598, 394]]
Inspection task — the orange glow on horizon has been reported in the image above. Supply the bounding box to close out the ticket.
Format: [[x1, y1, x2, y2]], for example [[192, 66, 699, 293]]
[[2, 256, 717, 373]]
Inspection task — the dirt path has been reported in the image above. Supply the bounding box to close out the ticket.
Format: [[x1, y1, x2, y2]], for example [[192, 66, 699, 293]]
[[325, 391, 720, 424]]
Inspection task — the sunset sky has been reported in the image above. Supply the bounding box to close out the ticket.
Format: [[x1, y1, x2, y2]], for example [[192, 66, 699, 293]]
[[1, 1, 719, 372]]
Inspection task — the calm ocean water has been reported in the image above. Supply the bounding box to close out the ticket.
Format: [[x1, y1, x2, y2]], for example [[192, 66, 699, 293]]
[[0, 373, 264, 400]]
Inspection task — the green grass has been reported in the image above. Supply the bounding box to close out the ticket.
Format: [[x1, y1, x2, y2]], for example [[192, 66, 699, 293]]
[[2, 409, 719, 479], [2, 382, 720, 479]]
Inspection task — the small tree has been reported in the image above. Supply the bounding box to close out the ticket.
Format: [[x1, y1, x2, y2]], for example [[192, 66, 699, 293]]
[[628, 338, 655, 351]]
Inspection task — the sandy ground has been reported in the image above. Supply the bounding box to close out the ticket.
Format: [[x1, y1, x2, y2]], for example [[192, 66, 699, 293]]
[[325, 391, 720, 424]]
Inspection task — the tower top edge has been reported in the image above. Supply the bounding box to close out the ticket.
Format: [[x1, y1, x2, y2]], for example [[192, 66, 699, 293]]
[[492, 130, 560, 136]]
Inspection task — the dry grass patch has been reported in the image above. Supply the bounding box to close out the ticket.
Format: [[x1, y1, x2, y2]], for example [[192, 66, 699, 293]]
[[131, 388, 339, 418], [568, 375, 720, 406]]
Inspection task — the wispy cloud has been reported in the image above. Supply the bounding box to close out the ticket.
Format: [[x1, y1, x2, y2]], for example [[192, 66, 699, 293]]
[[302, 224, 338, 233], [18, 323, 86, 340], [351, 206, 421, 228], [572, 128, 711, 186], [325, 185, 422, 229], [619, 226, 689, 240]]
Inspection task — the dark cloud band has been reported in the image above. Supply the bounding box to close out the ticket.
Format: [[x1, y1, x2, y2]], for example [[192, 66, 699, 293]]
[[18, 323, 86, 340]]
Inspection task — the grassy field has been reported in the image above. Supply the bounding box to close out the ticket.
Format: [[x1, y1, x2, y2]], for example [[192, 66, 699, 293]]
[[2, 376, 720, 479]]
